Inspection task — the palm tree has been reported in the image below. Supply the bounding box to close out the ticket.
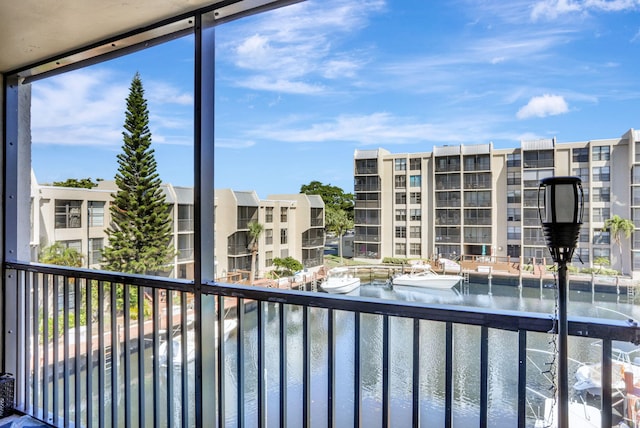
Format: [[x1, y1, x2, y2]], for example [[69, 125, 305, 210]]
[[593, 256, 610, 274], [604, 215, 634, 275], [325, 208, 354, 264], [248, 221, 264, 285]]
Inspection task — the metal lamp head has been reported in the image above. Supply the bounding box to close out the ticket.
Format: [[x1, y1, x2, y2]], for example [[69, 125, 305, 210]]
[[538, 176, 584, 264]]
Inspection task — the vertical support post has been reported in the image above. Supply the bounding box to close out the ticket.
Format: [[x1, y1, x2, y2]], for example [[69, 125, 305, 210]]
[[194, 10, 216, 428], [557, 261, 569, 428]]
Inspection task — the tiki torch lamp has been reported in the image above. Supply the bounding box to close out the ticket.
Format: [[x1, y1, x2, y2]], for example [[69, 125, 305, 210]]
[[538, 176, 584, 428]]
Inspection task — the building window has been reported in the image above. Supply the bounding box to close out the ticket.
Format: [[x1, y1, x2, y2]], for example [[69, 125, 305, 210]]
[[265, 207, 273, 223], [435, 191, 461, 207], [522, 169, 553, 188], [436, 209, 460, 225], [634, 188, 640, 206], [593, 248, 610, 259], [592, 187, 610, 203], [464, 172, 491, 189], [523, 150, 554, 168], [410, 226, 421, 238], [435, 227, 460, 243], [355, 158, 377, 175], [507, 245, 521, 258], [395, 192, 406, 205], [409, 175, 421, 187], [88, 201, 105, 227], [464, 209, 491, 225], [410, 243, 421, 256], [395, 243, 406, 255], [55, 200, 82, 229], [409, 158, 421, 170], [265, 229, 273, 245], [265, 251, 273, 267], [435, 174, 461, 190], [409, 209, 422, 221], [592, 166, 610, 182], [410, 192, 421, 204], [89, 238, 103, 265], [394, 175, 406, 189], [506, 153, 521, 168], [464, 191, 491, 207], [572, 147, 589, 163], [60, 239, 82, 253], [507, 190, 521, 204], [435, 156, 461, 172], [572, 167, 589, 183], [395, 209, 406, 221], [572, 248, 589, 264], [280, 229, 288, 244], [395, 226, 406, 238], [280, 207, 288, 222], [593, 231, 610, 245], [507, 226, 521, 240], [592, 207, 610, 222], [178, 234, 194, 261], [633, 166, 640, 185], [507, 171, 521, 185], [395, 158, 407, 171], [464, 154, 490, 171], [592, 146, 610, 161], [507, 207, 521, 222]]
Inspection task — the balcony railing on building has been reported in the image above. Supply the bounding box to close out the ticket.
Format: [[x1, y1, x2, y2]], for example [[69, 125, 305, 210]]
[[6, 259, 640, 428]]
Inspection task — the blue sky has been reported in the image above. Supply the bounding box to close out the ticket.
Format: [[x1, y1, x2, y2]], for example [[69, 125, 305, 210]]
[[31, 0, 640, 198]]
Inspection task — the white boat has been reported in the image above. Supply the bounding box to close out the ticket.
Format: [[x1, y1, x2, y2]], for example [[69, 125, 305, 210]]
[[573, 344, 640, 396], [439, 258, 461, 273], [392, 265, 461, 289], [534, 397, 601, 428], [321, 267, 360, 294], [392, 285, 463, 304]]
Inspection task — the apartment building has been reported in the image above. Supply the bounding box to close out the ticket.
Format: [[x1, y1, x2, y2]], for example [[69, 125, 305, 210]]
[[31, 177, 324, 280], [353, 128, 640, 278], [214, 189, 324, 280]]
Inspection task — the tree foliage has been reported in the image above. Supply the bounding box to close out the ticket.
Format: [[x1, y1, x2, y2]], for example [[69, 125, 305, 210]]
[[603, 214, 634, 274], [325, 206, 354, 263], [272, 257, 303, 277], [101, 73, 174, 276], [52, 177, 103, 189], [248, 221, 264, 285], [300, 180, 354, 219], [39, 242, 83, 267]]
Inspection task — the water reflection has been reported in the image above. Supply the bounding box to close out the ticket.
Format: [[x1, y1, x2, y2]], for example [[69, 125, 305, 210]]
[[222, 280, 639, 428]]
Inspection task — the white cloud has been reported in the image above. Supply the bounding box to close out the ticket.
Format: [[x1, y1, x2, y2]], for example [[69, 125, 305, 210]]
[[241, 76, 325, 94], [218, 0, 385, 94], [215, 138, 256, 149], [516, 94, 569, 119], [249, 112, 505, 146], [531, 0, 640, 21], [32, 68, 193, 147]]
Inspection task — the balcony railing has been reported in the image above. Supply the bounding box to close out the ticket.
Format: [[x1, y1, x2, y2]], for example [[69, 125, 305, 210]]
[[5, 261, 640, 427]]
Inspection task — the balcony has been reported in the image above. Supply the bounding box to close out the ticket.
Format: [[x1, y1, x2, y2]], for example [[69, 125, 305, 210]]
[[3, 2, 640, 427], [6, 261, 640, 427]]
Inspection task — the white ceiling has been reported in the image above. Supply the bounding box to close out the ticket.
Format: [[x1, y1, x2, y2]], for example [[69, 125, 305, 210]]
[[0, 0, 292, 75]]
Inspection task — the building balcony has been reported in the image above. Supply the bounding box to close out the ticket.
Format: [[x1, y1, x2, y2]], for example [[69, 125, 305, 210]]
[[5, 261, 640, 427]]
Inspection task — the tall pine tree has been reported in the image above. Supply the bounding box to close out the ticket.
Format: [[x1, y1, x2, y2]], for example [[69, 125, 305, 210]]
[[102, 72, 174, 275]]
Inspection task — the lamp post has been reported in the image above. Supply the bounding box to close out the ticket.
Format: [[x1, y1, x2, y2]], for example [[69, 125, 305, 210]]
[[538, 176, 584, 428]]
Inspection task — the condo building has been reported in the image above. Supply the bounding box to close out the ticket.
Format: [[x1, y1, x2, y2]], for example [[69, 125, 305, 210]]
[[31, 176, 324, 281], [354, 128, 640, 279]]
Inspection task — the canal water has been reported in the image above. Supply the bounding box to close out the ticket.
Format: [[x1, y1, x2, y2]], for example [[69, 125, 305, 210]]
[[62, 279, 638, 427], [218, 279, 640, 428]]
